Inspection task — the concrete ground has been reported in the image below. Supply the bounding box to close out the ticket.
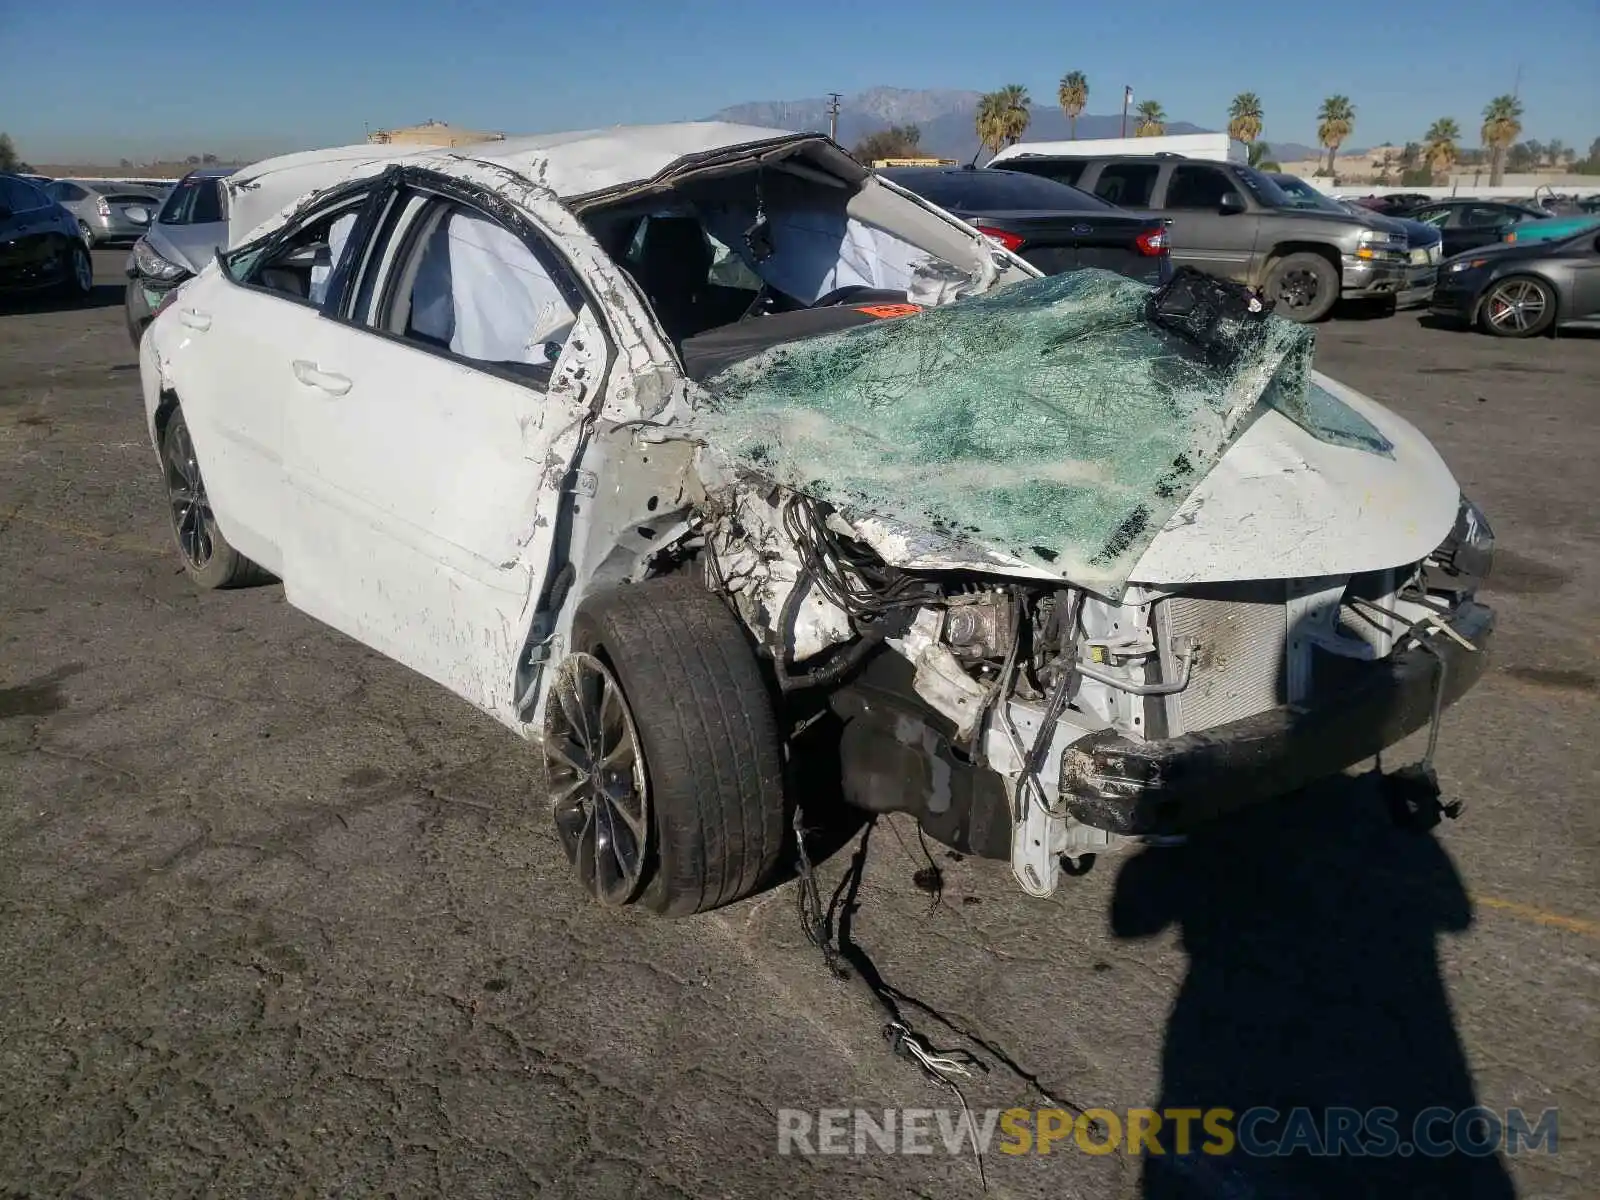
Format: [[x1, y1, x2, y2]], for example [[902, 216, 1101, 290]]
[[1, 256, 1596, 1199]]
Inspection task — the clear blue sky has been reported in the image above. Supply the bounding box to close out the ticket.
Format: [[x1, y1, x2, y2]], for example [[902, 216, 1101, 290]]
[[3, 0, 1596, 162]]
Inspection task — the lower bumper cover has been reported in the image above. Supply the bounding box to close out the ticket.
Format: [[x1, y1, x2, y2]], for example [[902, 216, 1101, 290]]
[[1060, 601, 1494, 836], [1429, 284, 1478, 321], [1340, 257, 1411, 299]]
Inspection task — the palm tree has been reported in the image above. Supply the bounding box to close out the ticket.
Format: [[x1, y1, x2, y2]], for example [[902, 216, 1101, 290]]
[[1316, 95, 1355, 176], [973, 92, 1006, 163], [1423, 118, 1461, 183], [995, 84, 1032, 145], [1134, 100, 1166, 137], [1228, 92, 1264, 148], [1058, 71, 1089, 139], [1247, 141, 1280, 171], [1481, 94, 1523, 185]]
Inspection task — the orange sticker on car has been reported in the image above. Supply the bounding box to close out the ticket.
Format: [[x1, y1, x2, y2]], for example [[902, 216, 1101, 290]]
[[854, 303, 922, 319]]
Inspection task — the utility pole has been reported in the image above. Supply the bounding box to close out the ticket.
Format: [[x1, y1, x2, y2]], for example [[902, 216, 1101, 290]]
[[827, 93, 842, 142], [1121, 86, 1133, 139]]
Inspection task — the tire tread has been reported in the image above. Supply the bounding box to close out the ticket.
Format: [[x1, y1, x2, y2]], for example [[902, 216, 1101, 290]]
[[572, 575, 784, 916]]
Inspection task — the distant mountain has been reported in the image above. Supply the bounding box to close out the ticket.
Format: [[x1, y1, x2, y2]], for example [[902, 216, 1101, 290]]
[[708, 87, 1326, 164]]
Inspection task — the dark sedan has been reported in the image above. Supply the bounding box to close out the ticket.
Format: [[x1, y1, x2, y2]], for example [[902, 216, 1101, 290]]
[[1430, 227, 1600, 337], [1395, 199, 1548, 259], [0, 173, 94, 302], [881, 166, 1172, 285]]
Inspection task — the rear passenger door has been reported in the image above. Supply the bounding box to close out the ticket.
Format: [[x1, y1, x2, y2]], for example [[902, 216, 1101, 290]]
[[1152, 164, 1260, 282]]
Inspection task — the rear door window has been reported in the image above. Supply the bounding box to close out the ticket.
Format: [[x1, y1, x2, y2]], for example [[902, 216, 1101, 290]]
[[1091, 163, 1158, 207], [1162, 165, 1241, 210]]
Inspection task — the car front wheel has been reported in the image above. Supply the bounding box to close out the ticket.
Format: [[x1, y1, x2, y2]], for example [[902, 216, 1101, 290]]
[[543, 574, 786, 917], [1264, 251, 1340, 323], [1478, 276, 1556, 338]]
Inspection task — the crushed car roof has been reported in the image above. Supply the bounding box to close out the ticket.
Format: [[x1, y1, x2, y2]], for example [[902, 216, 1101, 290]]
[[232, 122, 808, 201]]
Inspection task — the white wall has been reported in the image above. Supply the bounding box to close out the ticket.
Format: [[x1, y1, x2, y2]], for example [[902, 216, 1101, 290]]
[[1328, 178, 1599, 201]]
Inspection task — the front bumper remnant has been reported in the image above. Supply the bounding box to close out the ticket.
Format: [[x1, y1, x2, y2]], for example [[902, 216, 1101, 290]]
[[1059, 601, 1494, 836]]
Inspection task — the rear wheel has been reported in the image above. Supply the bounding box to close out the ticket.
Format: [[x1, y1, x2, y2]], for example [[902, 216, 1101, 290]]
[[1263, 251, 1340, 323], [543, 575, 786, 916], [60, 242, 93, 301], [160, 408, 271, 589], [76, 220, 95, 247], [1478, 276, 1556, 338]]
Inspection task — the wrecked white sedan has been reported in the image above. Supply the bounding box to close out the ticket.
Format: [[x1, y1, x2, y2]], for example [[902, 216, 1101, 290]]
[[139, 123, 1495, 915]]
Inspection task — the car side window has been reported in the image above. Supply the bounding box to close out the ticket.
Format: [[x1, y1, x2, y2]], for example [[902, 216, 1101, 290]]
[[1092, 163, 1158, 207], [1412, 207, 1450, 228], [1461, 205, 1513, 228], [226, 197, 367, 306], [1163, 165, 1240, 210], [4, 178, 47, 211], [376, 201, 580, 385]]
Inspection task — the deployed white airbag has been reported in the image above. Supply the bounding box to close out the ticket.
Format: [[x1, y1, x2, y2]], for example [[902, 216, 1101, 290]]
[[447, 213, 576, 362], [406, 210, 577, 363], [701, 202, 932, 304]]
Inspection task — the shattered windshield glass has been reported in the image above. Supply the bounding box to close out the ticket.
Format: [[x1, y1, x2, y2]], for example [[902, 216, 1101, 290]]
[[690, 269, 1390, 596]]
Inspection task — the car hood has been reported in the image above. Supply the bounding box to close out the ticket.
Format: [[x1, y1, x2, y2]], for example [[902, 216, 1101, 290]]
[[1127, 372, 1457, 585], [689, 269, 1457, 598], [146, 220, 227, 275], [1265, 206, 1375, 231]]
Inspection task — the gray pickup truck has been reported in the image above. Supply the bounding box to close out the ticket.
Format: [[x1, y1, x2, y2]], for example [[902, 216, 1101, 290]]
[[991, 154, 1416, 322]]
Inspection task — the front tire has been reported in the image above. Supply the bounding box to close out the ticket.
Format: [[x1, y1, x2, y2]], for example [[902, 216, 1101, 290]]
[[1264, 251, 1340, 323], [160, 408, 271, 589], [544, 575, 786, 916], [1478, 276, 1556, 338]]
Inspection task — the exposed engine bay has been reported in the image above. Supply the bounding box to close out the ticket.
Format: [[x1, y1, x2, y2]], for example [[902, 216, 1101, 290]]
[[682, 474, 1492, 897]]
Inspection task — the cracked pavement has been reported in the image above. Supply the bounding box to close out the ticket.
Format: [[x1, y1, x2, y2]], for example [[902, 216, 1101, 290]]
[[1, 258, 1596, 1198]]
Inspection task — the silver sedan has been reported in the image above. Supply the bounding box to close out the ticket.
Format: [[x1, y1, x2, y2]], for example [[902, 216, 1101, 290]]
[[41, 178, 166, 247]]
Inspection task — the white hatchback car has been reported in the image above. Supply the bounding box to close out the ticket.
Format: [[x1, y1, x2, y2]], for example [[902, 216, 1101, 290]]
[[140, 123, 1495, 916]]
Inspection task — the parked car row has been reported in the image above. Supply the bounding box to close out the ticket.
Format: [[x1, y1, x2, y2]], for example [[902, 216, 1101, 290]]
[[963, 152, 1432, 322], [927, 150, 1599, 337]]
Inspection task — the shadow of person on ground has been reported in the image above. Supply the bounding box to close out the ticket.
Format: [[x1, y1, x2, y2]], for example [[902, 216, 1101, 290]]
[[1112, 772, 1517, 1198]]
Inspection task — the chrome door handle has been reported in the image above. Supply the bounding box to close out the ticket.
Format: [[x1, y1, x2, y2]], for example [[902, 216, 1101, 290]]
[[178, 308, 211, 331], [291, 360, 352, 396]]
